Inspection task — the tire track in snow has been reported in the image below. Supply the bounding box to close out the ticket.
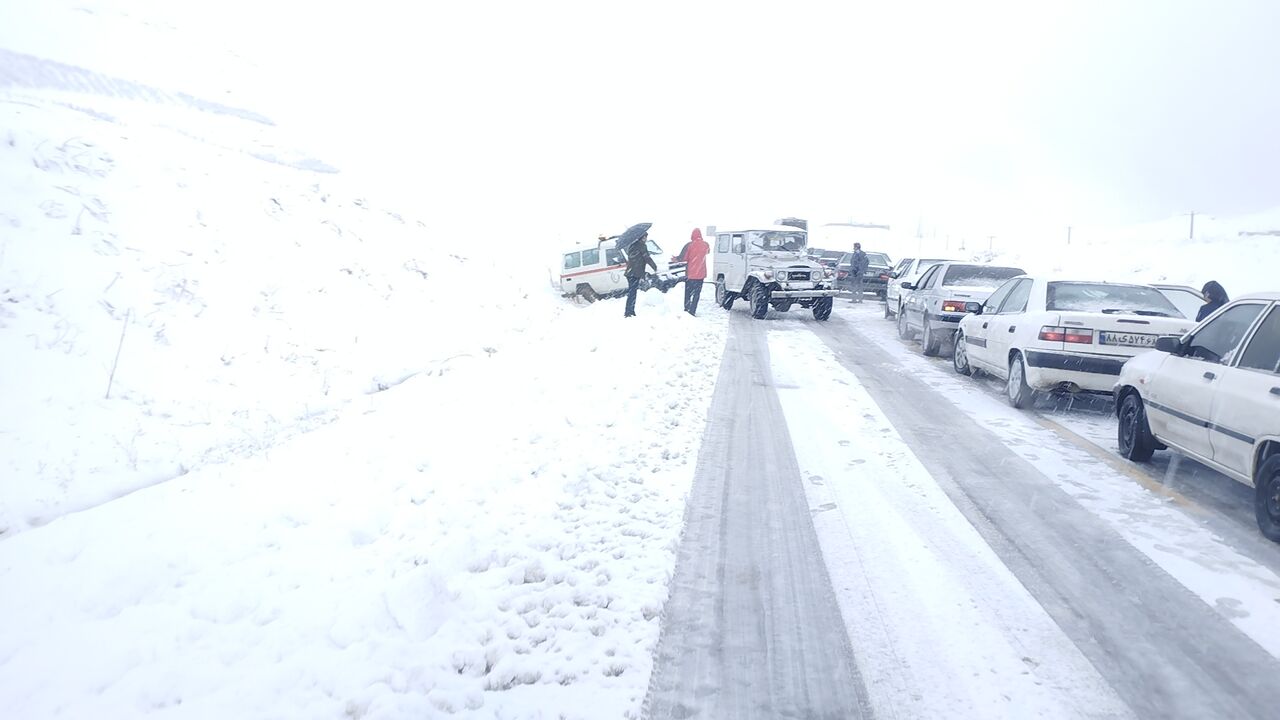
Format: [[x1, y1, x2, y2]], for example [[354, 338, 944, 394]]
[[644, 312, 872, 720]]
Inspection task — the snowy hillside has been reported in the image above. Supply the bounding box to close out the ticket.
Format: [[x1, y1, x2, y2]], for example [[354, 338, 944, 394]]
[[0, 92, 544, 536], [1, 48, 732, 717]]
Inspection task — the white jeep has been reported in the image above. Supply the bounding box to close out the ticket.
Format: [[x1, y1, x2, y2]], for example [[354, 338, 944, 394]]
[[712, 226, 838, 320]]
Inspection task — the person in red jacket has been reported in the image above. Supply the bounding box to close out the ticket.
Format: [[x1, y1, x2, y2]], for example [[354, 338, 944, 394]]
[[683, 228, 711, 316]]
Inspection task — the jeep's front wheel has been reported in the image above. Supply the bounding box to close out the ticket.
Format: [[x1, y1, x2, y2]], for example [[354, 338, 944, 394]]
[[576, 284, 599, 303], [750, 284, 770, 319], [813, 296, 833, 321]]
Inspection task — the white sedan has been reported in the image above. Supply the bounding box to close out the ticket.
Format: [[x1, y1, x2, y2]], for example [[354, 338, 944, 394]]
[[884, 256, 956, 319], [1114, 294, 1280, 541], [953, 277, 1194, 408]]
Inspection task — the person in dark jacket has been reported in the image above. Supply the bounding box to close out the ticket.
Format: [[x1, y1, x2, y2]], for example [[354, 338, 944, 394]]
[[849, 243, 869, 303], [1196, 281, 1229, 321], [624, 236, 658, 318]]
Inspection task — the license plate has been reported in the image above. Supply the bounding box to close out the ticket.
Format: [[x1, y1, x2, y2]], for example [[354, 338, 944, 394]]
[[1099, 331, 1156, 347], [789, 271, 811, 280]]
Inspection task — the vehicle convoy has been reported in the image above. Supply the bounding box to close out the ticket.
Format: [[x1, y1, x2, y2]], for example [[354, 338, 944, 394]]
[[1112, 294, 1280, 541], [836, 250, 893, 298], [953, 277, 1194, 408], [897, 262, 1026, 356], [559, 235, 680, 301], [712, 225, 839, 320], [885, 256, 957, 319]]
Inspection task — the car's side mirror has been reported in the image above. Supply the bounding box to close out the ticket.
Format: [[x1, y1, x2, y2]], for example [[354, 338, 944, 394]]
[[900, 281, 915, 290], [889, 271, 900, 279], [972, 305, 984, 316], [1155, 336, 1184, 354]]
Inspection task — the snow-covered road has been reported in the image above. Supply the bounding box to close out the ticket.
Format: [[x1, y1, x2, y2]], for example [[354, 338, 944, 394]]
[[648, 301, 1280, 720]]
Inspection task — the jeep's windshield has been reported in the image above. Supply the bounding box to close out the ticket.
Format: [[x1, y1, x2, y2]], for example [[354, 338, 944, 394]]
[[755, 231, 807, 252]]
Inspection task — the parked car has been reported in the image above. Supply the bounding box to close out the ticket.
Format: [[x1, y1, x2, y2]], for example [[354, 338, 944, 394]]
[[836, 251, 893, 297], [1152, 283, 1205, 320], [897, 262, 1025, 355], [953, 277, 1194, 408], [711, 225, 838, 320], [885, 256, 957, 319], [1113, 294, 1280, 541], [808, 248, 845, 270], [558, 236, 678, 301]]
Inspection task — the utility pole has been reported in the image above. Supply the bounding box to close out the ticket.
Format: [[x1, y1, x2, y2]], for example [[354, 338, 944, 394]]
[[1066, 226, 1072, 245], [987, 235, 995, 251], [1183, 211, 1196, 239]]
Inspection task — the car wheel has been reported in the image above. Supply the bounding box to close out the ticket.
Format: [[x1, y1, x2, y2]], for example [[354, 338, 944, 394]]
[[750, 284, 770, 319], [1117, 392, 1156, 462], [576, 284, 599, 303], [953, 331, 973, 376], [897, 307, 915, 340], [884, 299, 894, 319], [813, 296, 832, 321], [922, 317, 942, 356], [1255, 456, 1280, 543], [1006, 353, 1036, 409]]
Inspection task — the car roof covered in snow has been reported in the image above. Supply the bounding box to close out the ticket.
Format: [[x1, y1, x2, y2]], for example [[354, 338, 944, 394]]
[[1239, 291, 1280, 302], [714, 225, 807, 234], [1011, 275, 1182, 288]]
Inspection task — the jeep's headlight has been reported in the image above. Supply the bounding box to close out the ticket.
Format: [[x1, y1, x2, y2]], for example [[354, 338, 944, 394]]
[[811, 271, 820, 281]]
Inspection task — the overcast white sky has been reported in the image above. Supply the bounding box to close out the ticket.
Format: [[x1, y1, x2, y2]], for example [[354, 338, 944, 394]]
[[8, 0, 1280, 246]]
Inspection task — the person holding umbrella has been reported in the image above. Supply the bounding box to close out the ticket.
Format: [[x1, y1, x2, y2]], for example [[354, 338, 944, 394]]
[[618, 223, 657, 318]]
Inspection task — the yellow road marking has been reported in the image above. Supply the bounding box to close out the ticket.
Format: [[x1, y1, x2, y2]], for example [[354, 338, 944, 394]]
[[1031, 413, 1200, 510]]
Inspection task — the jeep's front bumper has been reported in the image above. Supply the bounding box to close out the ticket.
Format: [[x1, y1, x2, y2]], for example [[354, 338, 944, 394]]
[[770, 288, 840, 298]]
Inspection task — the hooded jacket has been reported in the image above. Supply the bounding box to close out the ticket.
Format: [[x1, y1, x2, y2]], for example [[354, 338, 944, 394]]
[[684, 228, 711, 281], [1196, 281, 1229, 321]]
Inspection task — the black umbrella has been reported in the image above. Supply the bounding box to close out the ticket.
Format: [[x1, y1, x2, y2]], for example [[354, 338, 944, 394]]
[[614, 222, 652, 252]]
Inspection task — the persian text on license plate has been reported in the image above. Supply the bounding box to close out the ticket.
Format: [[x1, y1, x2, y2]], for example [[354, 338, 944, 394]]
[[1099, 331, 1156, 347]]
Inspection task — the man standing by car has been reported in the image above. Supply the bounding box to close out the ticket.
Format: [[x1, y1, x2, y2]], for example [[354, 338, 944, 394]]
[[849, 242, 869, 303], [624, 234, 658, 318], [683, 228, 711, 316]]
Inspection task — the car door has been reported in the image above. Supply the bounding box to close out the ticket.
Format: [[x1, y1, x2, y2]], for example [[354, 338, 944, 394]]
[[1145, 302, 1269, 459], [887, 258, 914, 309], [983, 279, 1033, 374], [1209, 303, 1280, 478], [965, 278, 1017, 372], [726, 233, 748, 291], [603, 247, 627, 293], [907, 264, 942, 332]]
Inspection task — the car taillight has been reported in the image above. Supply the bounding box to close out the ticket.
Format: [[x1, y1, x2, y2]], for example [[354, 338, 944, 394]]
[[838, 271, 848, 279], [942, 300, 969, 313], [1039, 326, 1094, 344]]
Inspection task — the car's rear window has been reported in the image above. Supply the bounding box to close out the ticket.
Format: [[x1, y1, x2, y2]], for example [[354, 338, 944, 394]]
[[866, 253, 891, 265], [1046, 282, 1181, 317], [942, 265, 1024, 288]]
